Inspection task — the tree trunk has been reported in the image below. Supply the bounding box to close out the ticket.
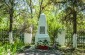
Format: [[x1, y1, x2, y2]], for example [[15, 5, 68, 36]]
[[53, 30, 56, 45], [9, 8, 13, 32], [30, 0, 33, 18], [38, 0, 43, 20], [72, 10, 77, 48], [9, 0, 14, 44], [73, 10, 77, 34]]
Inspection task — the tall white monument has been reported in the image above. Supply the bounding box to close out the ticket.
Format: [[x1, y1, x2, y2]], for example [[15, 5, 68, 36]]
[[35, 13, 50, 45]]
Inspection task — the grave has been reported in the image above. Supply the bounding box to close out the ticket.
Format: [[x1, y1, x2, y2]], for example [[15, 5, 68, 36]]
[[56, 30, 66, 47], [24, 26, 32, 44], [35, 13, 50, 46], [17, 13, 62, 55], [24, 32, 32, 44]]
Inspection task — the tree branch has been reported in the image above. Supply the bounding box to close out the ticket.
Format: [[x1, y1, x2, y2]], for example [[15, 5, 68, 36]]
[[14, 13, 20, 18], [3, 0, 10, 9]]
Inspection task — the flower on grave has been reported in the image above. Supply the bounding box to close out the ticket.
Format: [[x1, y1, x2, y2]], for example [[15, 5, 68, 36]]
[[37, 39, 49, 46], [37, 40, 43, 46], [37, 39, 49, 50], [43, 39, 49, 45]]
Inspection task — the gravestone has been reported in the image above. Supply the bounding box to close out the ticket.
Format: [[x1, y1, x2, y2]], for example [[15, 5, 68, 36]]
[[35, 13, 50, 45], [73, 34, 77, 48], [24, 26, 32, 44], [56, 30, 65, 46], [24, 33, 32, 44]]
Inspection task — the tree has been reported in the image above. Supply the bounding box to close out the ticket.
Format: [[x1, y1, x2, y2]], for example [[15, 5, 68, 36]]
[[0, 0, 15, 43], [63, 0, 85, 34], [0, 0, 27, 44], [5, 0, 15, 44]]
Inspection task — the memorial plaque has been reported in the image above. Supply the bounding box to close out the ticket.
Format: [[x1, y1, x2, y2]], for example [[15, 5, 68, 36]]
[[40, 26, 45, 34]]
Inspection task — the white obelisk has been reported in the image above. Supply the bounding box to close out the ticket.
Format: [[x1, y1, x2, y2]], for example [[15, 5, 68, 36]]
[[35, 13, 50, 45]]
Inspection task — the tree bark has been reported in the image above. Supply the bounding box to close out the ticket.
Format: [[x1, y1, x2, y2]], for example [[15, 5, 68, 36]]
[[38, 0, 43, 20], [9, 0, 14, 44], [30, 0, 33, 18], [9, 8, 13, 32], [73, 10, 77, 34]]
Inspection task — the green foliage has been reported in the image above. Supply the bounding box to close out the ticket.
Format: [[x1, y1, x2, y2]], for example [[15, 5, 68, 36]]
[[0, 17, 9, 30], [0, 0, 85, 54], [46, 12, 64, 42], [0, 39, 24, 55]]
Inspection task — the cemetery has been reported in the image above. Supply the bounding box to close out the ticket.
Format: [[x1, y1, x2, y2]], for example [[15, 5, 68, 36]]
[[0, 0, 85, 55]]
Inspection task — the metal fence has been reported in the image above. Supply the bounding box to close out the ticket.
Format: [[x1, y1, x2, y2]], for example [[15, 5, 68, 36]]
[[66, 34, 85, 48], [77, 35, 85, 48]]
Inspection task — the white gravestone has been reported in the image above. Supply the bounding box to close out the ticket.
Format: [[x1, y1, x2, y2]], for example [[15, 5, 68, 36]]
[[57, 30, 65, 46], [35, 13, 50, 45], [24, 33, 32, 44], [24, 26, 32, 44], [73, 34, 77, 48]]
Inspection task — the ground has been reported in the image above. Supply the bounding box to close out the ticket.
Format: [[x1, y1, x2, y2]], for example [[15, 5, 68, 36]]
[[17, 46, 85, 55]]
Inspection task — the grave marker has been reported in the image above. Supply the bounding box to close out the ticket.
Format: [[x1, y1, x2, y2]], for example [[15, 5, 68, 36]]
[[57, 30, 65, 46]]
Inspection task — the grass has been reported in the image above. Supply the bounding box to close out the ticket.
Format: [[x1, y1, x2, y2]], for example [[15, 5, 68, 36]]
[[0, 40, 85, 55], [0, 40, 24, 55]]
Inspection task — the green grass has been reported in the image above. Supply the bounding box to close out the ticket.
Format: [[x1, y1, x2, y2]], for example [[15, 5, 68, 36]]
[[0, 41, 24, 55]]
